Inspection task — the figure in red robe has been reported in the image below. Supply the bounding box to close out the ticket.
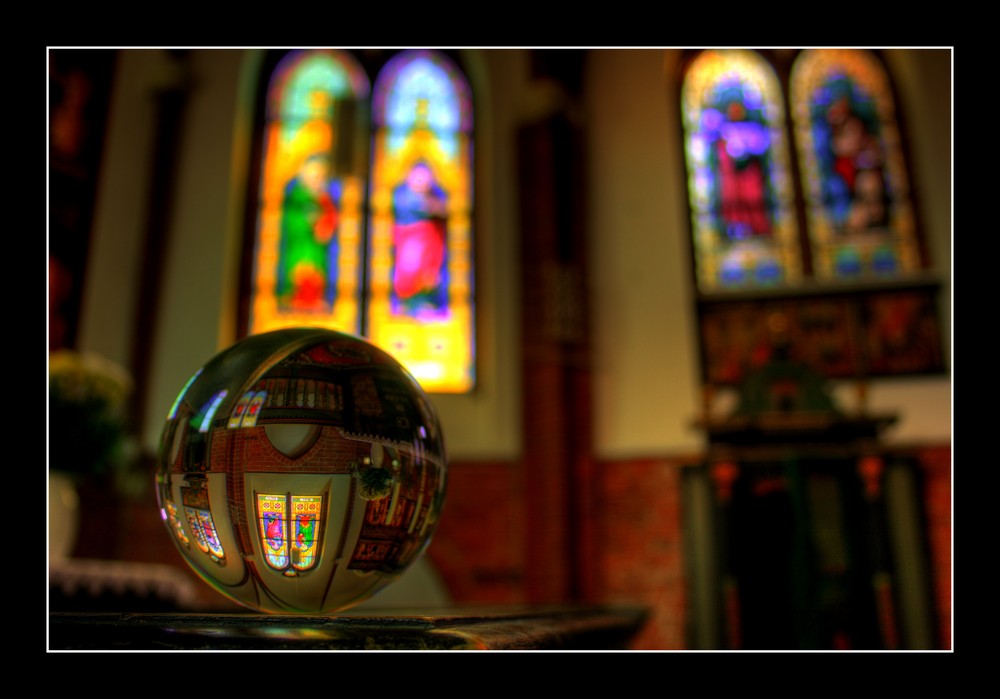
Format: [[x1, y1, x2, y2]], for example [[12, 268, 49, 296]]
[[716, 101, 772, 240], [391, 161, 449, 316]]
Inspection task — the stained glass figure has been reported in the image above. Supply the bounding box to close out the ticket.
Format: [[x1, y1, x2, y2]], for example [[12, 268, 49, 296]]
[[257, 493, 290, 570], [681, 49, 801, 291], [248, 50, 371, 336], [367, 50, 475, 393], [790, 49, 921, 280], [291, 495, 322, 570]]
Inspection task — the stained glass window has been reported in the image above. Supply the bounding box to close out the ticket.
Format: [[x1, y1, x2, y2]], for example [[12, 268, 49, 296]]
[[244, 49, 476, 394], [228, 389, 267, 428], [680, 49, 942, 385], [182, 486, 225, 563], [256, 492, 324, 573], [366, 50, 475, 393], [164, 500, 190, 548], [247, 49, 371, 337], [681, 49, 801, 292], [790, 49, 921, 281]]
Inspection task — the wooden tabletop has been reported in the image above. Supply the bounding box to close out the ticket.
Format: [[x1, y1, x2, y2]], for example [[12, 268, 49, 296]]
[[48, 604, 649, 651]]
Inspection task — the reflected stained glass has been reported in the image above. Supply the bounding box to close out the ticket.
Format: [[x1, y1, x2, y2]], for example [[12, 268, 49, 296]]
[[256, 492, 324, 573], [290, 495, 322, 570], [194, 390, 227, 433], [181, 486, 225, 563], [164, 500, 190, 548], [228, 389, 267, 429], [258, 493, 289, 569], [367, 50, 476, 393], [681, 49, 801, 291], [790, 49, 921, 280]]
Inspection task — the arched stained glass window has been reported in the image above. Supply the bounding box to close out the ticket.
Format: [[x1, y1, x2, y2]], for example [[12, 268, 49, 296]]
[[243, 49, 476, 394], [256, 492, 323, 573], [681, 49, 801, 292], [366, 50, 475, 393], [182, 485, 225, 563], [680, 48, 945, 386], [790, 49, 921, 281], [247, 49, 371, 337]]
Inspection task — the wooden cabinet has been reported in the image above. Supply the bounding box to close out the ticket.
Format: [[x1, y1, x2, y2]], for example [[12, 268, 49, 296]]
[[685, 355, 937, 649]]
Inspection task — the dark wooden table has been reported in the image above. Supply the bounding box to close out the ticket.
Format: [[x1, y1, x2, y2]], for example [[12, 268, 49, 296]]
[[48, 605, 649, 650]]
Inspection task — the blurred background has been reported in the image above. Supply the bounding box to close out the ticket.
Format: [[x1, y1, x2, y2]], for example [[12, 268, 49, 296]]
[[48, 47, 951, 650]]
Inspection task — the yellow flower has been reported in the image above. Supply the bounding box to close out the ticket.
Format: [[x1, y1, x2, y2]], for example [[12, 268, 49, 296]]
[[49, 350, 134, 477], [49, 350, 133, 410]]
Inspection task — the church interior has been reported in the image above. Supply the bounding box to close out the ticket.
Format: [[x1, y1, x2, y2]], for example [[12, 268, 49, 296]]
[[47, 47, 952, 651]]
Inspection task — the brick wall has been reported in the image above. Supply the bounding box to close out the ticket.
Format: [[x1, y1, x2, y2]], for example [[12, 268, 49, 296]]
[[591, 457, 689, 650], [427, 456, 690, 649], [427, 460, 527, 603]]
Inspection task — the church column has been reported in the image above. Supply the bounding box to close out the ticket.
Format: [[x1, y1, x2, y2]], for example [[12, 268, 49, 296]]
[[128, 50, 194, 439], [517, 50, 596, 603]]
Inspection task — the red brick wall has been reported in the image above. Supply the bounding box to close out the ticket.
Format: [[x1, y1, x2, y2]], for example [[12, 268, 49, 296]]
[[427, 460, 527, 604], [427, 456, 690, 649], [591, 457, 689, 650]]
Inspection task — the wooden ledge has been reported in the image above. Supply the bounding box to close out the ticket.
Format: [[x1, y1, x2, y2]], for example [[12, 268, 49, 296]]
[[49, 604, 650, 651]]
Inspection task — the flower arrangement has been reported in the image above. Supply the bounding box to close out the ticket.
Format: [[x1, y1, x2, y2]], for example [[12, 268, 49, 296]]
[[48, 350, 134, 479], [356, 463, 395, 501]]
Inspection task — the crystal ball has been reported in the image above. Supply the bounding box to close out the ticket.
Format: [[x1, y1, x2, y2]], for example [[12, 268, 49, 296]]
[[154, 327, 447, 614]]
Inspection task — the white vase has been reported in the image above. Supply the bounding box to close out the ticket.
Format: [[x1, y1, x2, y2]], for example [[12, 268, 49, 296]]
[[49, 472, 80, 560]]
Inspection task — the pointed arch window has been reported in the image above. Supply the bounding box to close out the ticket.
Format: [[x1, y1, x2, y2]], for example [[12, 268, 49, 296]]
[[242, 49, 475, 393], [680, 49, 944, 385]]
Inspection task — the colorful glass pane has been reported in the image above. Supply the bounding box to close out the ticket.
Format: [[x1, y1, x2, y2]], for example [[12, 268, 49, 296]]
[[248, 50, 371, 336], [193, 389, 227, 433], [242, 390, 267, 428], [165, 500, 189, 547], [367, 50, 476, 393], [681, 49, 801, 292], [187, 508, 225, 560], [290, 495, 322, 571], [256, 493, 324, 572], [167, 369, 201, 420], [227, 390, 253, 428], [181, 485, 225, 561], [257, 493, 289, 569], [790, 49, 921, 280]]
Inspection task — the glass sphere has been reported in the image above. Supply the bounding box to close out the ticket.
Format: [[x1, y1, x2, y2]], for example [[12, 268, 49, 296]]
[[154, 327, 447, 614]]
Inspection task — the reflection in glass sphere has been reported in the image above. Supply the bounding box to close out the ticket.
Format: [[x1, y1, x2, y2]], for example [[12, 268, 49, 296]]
[[154, 328, 447, 614]]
